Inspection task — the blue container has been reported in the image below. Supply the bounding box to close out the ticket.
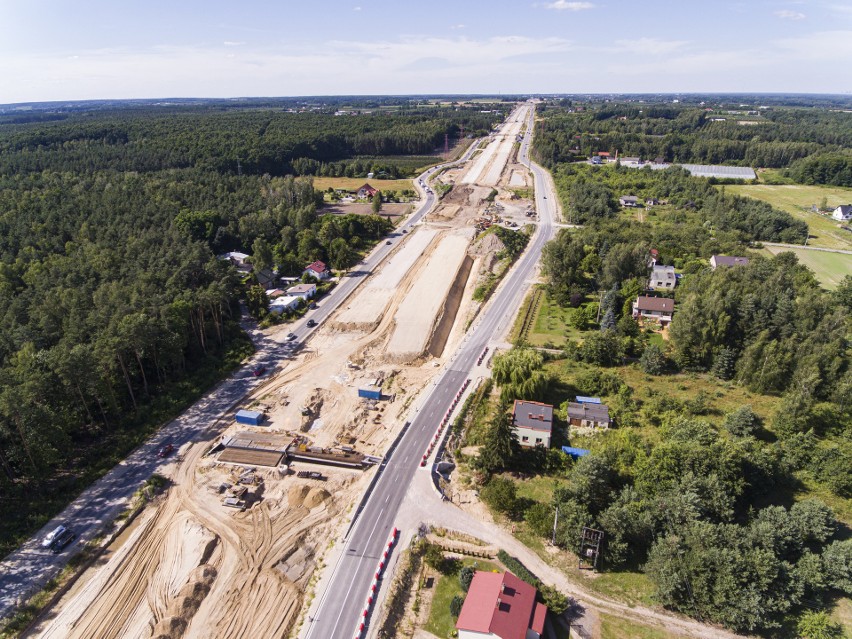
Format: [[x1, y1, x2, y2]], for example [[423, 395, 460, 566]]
[[358, 386, 382, 401], [235, 409, 264, 426]]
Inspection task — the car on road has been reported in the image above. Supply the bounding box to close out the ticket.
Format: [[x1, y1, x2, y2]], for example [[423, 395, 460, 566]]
[[252, 365, 266, 377], [286, 333, 297, 341], [158, 443, 174, 458], [42, 525, 68, 549], [306, 319, 317, 327], [402, 229, 408, 233], [50, 528, 76, 554], [385, 240, 392, 245]]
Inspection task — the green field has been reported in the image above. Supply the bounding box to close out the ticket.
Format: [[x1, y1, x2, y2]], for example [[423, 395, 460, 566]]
[[725, 184, 852, 250], [764, 245, 852, 290], [600, 614, 685, 639], [312, 176, 415, 193]]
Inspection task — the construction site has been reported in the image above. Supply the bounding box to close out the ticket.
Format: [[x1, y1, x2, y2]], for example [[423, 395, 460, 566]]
[[25, 104, 536, 639]]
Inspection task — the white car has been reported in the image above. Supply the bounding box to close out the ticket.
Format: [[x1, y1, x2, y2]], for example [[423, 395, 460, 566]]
[[42, 525, 67, 548]]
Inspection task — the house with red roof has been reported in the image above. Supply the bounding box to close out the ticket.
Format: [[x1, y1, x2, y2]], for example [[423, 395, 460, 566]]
[[456, 571, 547, 639], [303, 260, 330, 281], [357, 183, 378, 199]]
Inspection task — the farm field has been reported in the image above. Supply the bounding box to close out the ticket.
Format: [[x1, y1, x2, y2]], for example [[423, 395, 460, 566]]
[[312, 176, 416, 193], [725, 184, 852, 250], [764, 245, 852, 289]]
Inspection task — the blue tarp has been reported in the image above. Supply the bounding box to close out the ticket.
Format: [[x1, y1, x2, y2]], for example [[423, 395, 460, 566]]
[[575, 396, 601, 404], [562, 446, 591, 459]]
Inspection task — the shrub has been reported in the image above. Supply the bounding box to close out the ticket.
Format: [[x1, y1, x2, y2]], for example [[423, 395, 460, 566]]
[[459, 566, 475, 592], [497, 550, 541, 589], [449, 594, 465, 618], [481, 477, 517, 515]]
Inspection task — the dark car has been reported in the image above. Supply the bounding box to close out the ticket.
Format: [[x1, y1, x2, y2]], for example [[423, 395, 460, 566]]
[[158, 443, 174, 458], [252, 366, 266, 377], [286, 333, 297, 341], [402, 229, 408, 233], [50, 528, 76, 553], [306, 319, 317, 327], [309, 302, 317, 309], [385, 240, 392, 245]]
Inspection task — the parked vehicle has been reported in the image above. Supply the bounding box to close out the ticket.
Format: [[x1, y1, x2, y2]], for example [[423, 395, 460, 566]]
[[158, 443, 174, 458], [306, 319, 317, 327], [42, 525, 67, 549], [50, 528, 76, 553], [252, 366, 266, 377], [286, 333, 297, 341]]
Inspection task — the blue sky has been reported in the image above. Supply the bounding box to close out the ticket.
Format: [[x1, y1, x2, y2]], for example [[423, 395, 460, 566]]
[[1, 0, 851, 102]]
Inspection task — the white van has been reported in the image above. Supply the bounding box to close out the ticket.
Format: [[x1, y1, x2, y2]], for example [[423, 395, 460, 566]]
[[42, 525, 67, 548]]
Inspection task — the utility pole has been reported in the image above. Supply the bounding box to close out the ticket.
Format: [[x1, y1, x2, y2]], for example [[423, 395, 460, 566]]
[[551, 506, 559, 545]]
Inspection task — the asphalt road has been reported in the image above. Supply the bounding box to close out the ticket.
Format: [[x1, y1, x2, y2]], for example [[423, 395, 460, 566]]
[[304, 103, 556, 639], [0, 141, 481, 621]]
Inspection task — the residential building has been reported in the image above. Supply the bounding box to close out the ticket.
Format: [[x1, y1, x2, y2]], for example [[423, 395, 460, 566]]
[[632, 295, 675, 325], [649, 248, 659, 266], [357, 184, 378, 199], [833, 205, 852, 221], [645, 197, 660, 207], [566, 402, 611, 430], [648, 265, 676, 290], [286, 283, 317, 299], [256, 268, 279, 289], [303, 260, 330, 280], [511, 400, 553, 448], [710, 255, 750, 269], [619, 195, 639, 207], [268, 295, 301, 314], [218, 251, 251, 271], [265, 288, 286, 299], [456, 571, 547, 639]]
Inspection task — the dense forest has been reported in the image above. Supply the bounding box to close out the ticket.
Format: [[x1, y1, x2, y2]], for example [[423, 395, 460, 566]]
[[0, 102, 491, 555], [532, 102, 852, 186], [466, 158, 852, 634], [0, 105, 500, 178]]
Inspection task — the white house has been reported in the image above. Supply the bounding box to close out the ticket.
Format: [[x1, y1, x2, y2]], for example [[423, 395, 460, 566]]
[[218, 251, 251, 271], [511, 400, 553, 448], [632, 295, 675, 325], [648, 265, 677, 290], [286, 283, 317, 299], [833, 205, 852, 221], [269, 295, 301, 314], [303, 260, 330, 280], [710, 255, 750, 269]]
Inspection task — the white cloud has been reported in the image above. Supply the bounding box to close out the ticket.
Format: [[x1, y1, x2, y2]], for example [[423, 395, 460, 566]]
[[0, 35, 574, 102], [613, 38, 688, 55], [223, 41, 245, 47], [543, 1, 594, 11], [774, 9, 806, 20], [353, 6, 362, 11], [450, 24, 465, 30]]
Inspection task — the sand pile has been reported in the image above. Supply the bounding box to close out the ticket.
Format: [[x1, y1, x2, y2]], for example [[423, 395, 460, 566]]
[[469, 232, 505, 257], [304, 488, 330, 509], [288, 485, 310, 508]]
